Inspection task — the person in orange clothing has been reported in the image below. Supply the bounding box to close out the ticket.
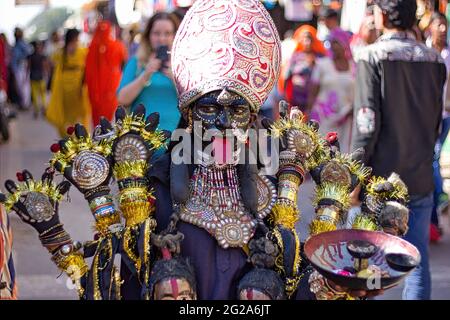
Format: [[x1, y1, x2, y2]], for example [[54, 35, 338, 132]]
[[85, 21, 127, 126], [278, 25, 327, 112]]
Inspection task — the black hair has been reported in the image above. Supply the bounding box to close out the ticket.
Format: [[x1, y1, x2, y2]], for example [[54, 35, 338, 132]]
[[374, 0, 417, 30], [14, 27, 23, 40], [237, 268, 286, 300], [323, 8, 338, 19], [149, 257, 197, 299], [63, 28, 80, 67], [64, 28, 79, 47]]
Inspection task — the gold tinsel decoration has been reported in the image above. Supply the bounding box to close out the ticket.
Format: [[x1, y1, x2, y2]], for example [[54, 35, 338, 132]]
[[94, 213, 122, 235], [366, 175, 409, 202], [120, 200, 151, 227], [55, 252, 89, 281], [115, 113, 168, 151], [5, 180, 63, 211], [268, 203, 300, 230], [123, 226, 142, 273], [270, 114, 309, 138], [351, 214, 380, 231], [50, 136, 112, 172], [270, 226, 302, 298], [272, 227, 286, 276], [312, 182, 351, 211], [269, 116, 329, 171], [333, 153, 372, 184], [113, 160, 148, 180], [304, 138, 330, 171], [285, 230, 302, 298], [116, 179, 156, 226], [58, 251, 88, 298], [309, 219, 337, 236]]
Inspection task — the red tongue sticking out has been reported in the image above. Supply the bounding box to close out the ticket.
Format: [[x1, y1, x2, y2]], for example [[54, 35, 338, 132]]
[[212, 136, 233, 165]]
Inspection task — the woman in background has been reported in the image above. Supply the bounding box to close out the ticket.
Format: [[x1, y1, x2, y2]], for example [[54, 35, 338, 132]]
[[46, 29, 91, 137], [281, 25, 327, 112], [307, 28, 355, 153], [86, 21, 127, 126], [117, 12, 180, 133]]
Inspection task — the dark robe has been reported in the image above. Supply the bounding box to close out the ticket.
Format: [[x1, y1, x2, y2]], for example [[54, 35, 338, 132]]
[[149, 153, 252, 299], [120, 152, 315, 300]]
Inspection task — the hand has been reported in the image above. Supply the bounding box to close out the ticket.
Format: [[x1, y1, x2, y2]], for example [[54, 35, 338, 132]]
[[112, 105, 171, 164], [141, 54, 162, 83], [111, 105, 170, 227], [350, 184, 362, 207], [0, 168, 70, 235], [1, 168, 88, 294], [50, 123, 113, 197]]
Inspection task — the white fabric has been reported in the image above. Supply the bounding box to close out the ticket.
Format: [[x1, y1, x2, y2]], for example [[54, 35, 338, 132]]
[[310, 57, 355, 153]]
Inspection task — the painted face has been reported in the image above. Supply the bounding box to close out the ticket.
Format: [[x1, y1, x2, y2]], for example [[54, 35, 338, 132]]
[[153, 278, 196, 300], [192, 90, 252, 134], [239, 288, 271, 300]]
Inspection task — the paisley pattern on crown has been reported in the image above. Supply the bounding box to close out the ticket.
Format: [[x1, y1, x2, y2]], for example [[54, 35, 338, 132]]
[[171, 0, 281, 118]]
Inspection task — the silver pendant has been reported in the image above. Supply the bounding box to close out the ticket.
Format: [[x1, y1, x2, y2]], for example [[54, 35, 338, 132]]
[[215, 218, 254, 249]]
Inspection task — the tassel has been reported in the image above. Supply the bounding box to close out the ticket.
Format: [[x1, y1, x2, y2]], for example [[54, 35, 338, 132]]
[[309, 219, 337, 236], [351, 214, 379, 231]]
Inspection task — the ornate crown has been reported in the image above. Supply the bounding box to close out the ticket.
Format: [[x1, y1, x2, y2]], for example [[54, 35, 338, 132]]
[[171, 0, 282, 117]]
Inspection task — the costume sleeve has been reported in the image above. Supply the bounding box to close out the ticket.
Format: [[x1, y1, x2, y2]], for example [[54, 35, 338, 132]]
[[294, 266, 316, 300], [351, 59, 382, 163], [117, 56, 138, 94], [293, 245, 316, 300]]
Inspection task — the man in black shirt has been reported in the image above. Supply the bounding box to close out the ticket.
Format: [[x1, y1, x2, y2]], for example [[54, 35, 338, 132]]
[[352, 0, 447, 300]]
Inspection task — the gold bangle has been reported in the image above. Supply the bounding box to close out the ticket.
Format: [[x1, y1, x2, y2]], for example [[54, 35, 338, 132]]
[[39, 223, 64, 238]]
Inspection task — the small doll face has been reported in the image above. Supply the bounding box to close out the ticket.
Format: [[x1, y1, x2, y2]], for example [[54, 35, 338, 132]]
[[153, 277, 196, 300]]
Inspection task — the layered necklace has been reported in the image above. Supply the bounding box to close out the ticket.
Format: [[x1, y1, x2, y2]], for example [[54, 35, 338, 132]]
[[180, 164, 255, 249]]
